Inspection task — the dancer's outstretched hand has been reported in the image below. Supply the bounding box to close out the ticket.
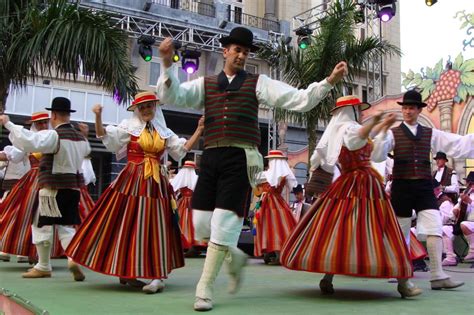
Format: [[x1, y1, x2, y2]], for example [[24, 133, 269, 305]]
[[327, 61, 348, 85]]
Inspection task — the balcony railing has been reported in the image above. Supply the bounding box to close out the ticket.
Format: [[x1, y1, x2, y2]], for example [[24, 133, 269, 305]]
[[152, 0, 216, 18], [229, 10, 280, 32]]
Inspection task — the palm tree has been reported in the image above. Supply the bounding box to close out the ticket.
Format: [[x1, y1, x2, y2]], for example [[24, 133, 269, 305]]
[[0, 0, 138, 112], [258, 0, 401, 157]]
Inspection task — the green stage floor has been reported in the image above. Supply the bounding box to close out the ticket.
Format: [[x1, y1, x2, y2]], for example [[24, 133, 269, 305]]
[[1, 257, 473, 315]]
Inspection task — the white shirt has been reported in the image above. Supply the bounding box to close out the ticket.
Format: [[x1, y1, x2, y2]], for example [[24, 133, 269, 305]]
[[5, 121, 90, 175], [434, 166, 459, 194], [102, 124, 188, 162], [1, 145, 30, 180], [372, 121, 474, 163], [156, 64, 333, 112]]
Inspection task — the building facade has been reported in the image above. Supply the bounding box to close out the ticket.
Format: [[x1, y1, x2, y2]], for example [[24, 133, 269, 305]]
[[2, 0, 403, 196]]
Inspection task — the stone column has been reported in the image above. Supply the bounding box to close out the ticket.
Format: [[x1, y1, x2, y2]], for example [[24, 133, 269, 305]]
[[264, 0, 277, 20], [438, 99, 453, 132]]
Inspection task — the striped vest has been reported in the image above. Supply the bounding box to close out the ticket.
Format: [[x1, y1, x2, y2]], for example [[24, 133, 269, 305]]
[[203, 71, 260, 146], [392, 124, 432, 179], [38, 124, 85, 189]]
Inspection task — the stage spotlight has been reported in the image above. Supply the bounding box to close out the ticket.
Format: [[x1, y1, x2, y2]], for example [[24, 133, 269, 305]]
[[181, 50, 201, 74], [172, 40, 182, 63], [295, 26, 312, 50], [425, 0, 437, 6], [376, 0, 396, 23], [138, 35, 155, 62]]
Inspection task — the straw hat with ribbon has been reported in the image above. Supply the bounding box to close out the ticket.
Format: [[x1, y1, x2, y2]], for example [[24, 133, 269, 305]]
[[127, 91, 160, 111]]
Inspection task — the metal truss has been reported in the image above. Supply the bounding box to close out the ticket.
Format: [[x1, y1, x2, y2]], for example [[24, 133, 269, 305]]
[[79, 2, 281, 53]]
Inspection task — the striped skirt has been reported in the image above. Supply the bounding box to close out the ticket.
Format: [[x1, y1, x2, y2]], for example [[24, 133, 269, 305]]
[[65, 162, 184, 279], [280, 167, 412, 278], [254, 192, 296, 257], [177, 195, 206, 249], [0, 169, 94, 258], [410, 231, 427, 260]]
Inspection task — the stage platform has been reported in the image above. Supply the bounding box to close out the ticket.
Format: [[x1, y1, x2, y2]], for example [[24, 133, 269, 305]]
[[1, 257, 473, 315]]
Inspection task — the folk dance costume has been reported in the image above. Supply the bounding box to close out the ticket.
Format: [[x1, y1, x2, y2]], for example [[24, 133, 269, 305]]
[[427, 180, 458, 266], [444, 172, 474, 264], [0, 145, 30, 262], [2, 98, 90, 281], [409, 231, 427, 261], [384, 156, 427, 264], [372, 90, 473, 290], [0, 146, 30, 199], [253, 150, 297, 262], [290, 185, 308, 222], [170, 161, 206, 250], [0, 154, 95, 260], [157, 26, 344, 311], [433, 151, 459, 198], [281, 96, 417, 298], [66, 92, 192, 294]]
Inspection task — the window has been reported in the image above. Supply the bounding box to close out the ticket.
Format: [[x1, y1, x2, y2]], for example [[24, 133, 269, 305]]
[[149, 61, 161, 86], [245, 64, 258, 74]]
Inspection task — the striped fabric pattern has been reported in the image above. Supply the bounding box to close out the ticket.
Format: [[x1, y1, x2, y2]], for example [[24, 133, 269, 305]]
[[0, 155, 94, 258], [254, 178, 297, 257], [409, 231, 427, 260], [203, 74, 260, 146], [177, 187, 206, 249], [392, 125, 432, 179], [281, 144, 413, 278], [66, 134, 184, 279], [38, 124, 87, 189]]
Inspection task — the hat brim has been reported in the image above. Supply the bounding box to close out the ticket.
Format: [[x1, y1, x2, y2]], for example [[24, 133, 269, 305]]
[[45, 107, 76, 113], [219, 37, 259, 52], [433, 157, 448, 161], [127, 100, 159, 112], [264, 155, 287, 159], [330, 102, 371, 113], [396, 101, 427, 108], [26, 118, 50, 124]]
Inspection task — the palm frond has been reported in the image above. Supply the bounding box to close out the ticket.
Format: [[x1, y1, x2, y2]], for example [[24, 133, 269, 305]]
[[4, 0, 138, 105]]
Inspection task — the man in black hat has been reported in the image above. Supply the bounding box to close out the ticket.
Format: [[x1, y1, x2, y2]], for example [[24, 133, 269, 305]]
[[290, 184, 310, 222], [157, 26, 347, 311], [373, 89, 474, 290], [433, 151, 459, 199], [0, 97, 90, 281]]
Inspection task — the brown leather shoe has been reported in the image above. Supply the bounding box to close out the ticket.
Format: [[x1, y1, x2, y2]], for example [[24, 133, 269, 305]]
[[22, 268, 52, 278], [68, 261, 85, 282], [397, 284, 423, 298]]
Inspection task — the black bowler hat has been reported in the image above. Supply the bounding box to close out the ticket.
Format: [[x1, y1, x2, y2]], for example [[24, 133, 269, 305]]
[[292, 184, 303, 194], [433, 151, 448, 161], [397, 90, 427, 108], [219, 26, 259, 52], [45, 97, 76, 113], [464, 172, 474, 183]]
